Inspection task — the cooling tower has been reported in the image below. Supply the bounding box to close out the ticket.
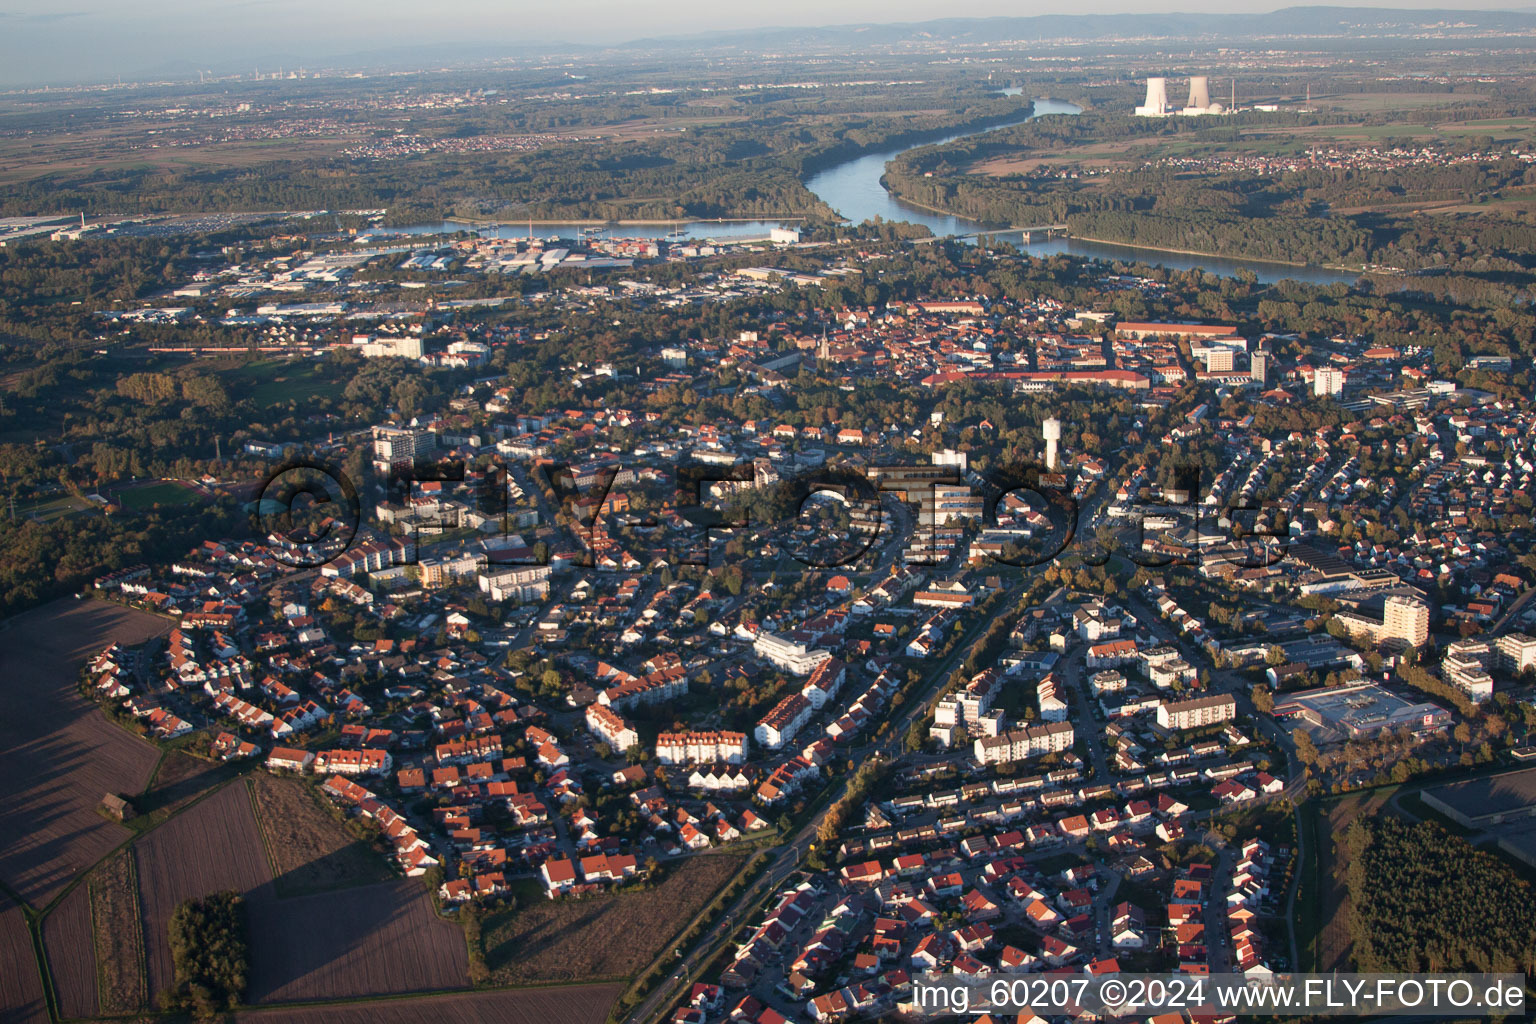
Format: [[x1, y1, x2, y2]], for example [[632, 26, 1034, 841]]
[[1187, 76, 1210, 111], [1143, 77, 1168, 112]]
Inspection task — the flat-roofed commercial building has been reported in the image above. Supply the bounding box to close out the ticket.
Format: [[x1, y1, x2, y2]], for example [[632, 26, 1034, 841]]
[[1274, 681, 1450, 740], [1421, 768, 1536, 829]]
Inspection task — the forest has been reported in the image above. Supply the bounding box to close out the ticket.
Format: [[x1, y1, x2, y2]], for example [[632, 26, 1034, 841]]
[[1342, 816, 1536, 974], [160, 890, 250, 1015]]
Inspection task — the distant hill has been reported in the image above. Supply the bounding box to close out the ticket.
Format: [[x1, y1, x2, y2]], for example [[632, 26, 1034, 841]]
[[623, 7, 1536, 51]]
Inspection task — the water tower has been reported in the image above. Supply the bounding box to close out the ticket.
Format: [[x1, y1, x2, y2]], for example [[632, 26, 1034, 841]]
[[1042, 417, 1062, 471]]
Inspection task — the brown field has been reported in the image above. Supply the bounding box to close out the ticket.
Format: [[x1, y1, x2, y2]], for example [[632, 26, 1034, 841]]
[[91, 850, 149, 1014], [0, 599, 167, 908], [246, 879, 468, 1003], [246, 774, 392, 898], [134, 782, 274, 999], [42, 882, 96, 1019], [1315, 788, 1397, 972], [232, 983, 622, 1024], [484, 853, 747, 986], [0, 892, 48, 1024], [137, 751, 229, 821]]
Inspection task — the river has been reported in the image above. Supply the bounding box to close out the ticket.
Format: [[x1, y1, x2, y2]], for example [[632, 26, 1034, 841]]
[[390, 98, 1357, 285], [803, 97, 1357, 285]]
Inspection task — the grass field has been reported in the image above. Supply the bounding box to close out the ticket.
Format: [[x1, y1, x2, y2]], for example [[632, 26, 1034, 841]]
[[91, 850, 149, 1014], [232, 359, 347, 407], [135, 749, 233, 827], [19, 493, 94, 523], [483, 853, 747, 986], [247, 773, 393, 898], [1310, 91, 1489, 113], [114, 480, 199, 511]]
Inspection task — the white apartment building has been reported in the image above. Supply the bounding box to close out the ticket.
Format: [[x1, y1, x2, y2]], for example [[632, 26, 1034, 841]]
[[1313, 367, 1346, 396], [1496, 633, 1536, 675], [656, 730, 749, 765], [973, 722, 1075, 765], [479, 565, 552, 603], [754, 632, 832, 676], [372, 425, 436, 471], [585, 703, 640, 752], [755, 693, 813, 749], [1155, 693, 1237, 731], [800, 658, 846, 709], [1383, 595, 1430, 646]]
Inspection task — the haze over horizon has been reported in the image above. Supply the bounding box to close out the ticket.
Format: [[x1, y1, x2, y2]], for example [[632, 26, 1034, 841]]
[[0, 0, 1530, 88]]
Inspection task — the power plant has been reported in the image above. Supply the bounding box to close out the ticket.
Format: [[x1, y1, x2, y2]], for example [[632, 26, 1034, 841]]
[[1135, 77, 1170, 117], [1186, 76, 1211, 112], [1135, 75, 1228, 117]]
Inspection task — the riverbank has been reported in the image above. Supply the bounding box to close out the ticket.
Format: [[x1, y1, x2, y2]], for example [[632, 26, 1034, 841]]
[[438, 216, 812, 229], [1068, 235, 1364, 275]]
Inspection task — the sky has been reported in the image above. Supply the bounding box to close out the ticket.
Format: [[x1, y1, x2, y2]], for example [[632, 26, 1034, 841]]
[[0, 0, 1524, 87]]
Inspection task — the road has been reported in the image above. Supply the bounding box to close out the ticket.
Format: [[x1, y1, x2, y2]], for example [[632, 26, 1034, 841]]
[[1489, 584, 1536, 636], [1059, 645, 1112, 779], [627, 577, 1060, 1024]]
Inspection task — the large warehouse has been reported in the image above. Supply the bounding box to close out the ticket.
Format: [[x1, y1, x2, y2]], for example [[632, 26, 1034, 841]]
[[1420, 768, 1536, 830]]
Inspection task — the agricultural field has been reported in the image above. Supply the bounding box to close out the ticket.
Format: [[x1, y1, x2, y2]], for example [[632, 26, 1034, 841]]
[[136, 749, 231, 823], [1310, 91, 1490, 113], [133, 782, 274, 998], [0, 892, 48, 1024], [231, 983, 623, 1024], [245, 879, 469, 1003], [246, 773, 393, 898], [0, 599, 166, 907], [91, 850, 150, 1014], [483, 852, 747, 986], [42, 883, 97, 1019]]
